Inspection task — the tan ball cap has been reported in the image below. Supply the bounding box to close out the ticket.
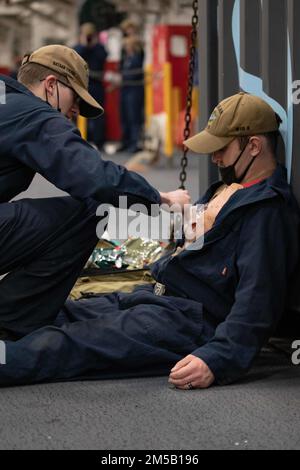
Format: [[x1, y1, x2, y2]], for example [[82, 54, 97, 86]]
[[21, 44, 104, 118], [184, 92, 280, 154]]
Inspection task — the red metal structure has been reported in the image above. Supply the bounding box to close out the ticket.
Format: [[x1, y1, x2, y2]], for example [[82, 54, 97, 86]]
[[152, 25, 192, 114]]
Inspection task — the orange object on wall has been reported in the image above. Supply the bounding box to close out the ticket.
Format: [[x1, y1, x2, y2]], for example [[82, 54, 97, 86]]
[[175, 88, 199, 147]]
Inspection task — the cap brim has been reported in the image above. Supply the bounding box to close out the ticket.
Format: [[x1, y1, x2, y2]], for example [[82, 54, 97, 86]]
[[69, 78, 104, 118], [184, 130, 234, 154]]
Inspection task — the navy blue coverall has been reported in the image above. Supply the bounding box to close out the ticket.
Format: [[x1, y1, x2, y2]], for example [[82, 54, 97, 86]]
[[0, 165, 299, 386], [74, 43, 108, 149], [120, 49, 145, 153], [0, 75, 161, 337]]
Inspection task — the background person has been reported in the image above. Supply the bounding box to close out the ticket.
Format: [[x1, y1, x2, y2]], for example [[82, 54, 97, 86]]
[[119, 35, 145, 153], [74, 22, 108, 150], [118, 19, 144, 153]]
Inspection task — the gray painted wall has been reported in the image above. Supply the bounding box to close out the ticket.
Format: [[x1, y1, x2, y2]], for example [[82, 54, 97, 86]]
[[197, 0, 300, 205]]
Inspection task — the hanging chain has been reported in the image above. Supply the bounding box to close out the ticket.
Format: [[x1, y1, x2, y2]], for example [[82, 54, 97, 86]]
[[179, 0, 199, 189]]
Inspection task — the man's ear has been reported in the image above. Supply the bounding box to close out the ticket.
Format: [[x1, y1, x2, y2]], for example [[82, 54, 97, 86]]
[[248, 136, 262, 157], [43, 75, 57, 96]]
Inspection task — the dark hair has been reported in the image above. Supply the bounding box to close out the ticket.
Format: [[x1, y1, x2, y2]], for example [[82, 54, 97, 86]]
[[238, 113, 281, 155], [238, 131, 279, 155]]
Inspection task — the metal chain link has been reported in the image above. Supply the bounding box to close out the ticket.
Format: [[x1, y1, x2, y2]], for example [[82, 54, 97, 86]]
[[179, 0, 199, 189]]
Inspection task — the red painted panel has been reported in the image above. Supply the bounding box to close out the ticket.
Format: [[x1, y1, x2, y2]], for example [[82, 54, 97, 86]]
[[104, 61, 122, 141], [152, 25, 192, 113], [0, 67, 11, 76]]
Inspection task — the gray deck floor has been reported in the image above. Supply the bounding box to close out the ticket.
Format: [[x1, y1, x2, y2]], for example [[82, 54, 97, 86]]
[[0, 347, 299, 450]]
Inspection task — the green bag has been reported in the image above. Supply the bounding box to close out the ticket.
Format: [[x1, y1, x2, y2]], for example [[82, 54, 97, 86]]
[[70, 269, 154, 300]]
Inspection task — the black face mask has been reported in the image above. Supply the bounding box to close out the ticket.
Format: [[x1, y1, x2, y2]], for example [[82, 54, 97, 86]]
[[219, 140, 256, 185], [56, 81, 61, 113], [43, 80, 61, 113]]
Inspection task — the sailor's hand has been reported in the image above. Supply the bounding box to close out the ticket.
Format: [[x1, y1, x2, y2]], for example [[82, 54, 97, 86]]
[[160, 190, 191, 211], [168, 354, 215, 390]]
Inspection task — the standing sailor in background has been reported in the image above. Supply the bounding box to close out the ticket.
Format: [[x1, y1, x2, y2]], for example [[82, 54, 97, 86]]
[[74, 23, 107, 150]]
